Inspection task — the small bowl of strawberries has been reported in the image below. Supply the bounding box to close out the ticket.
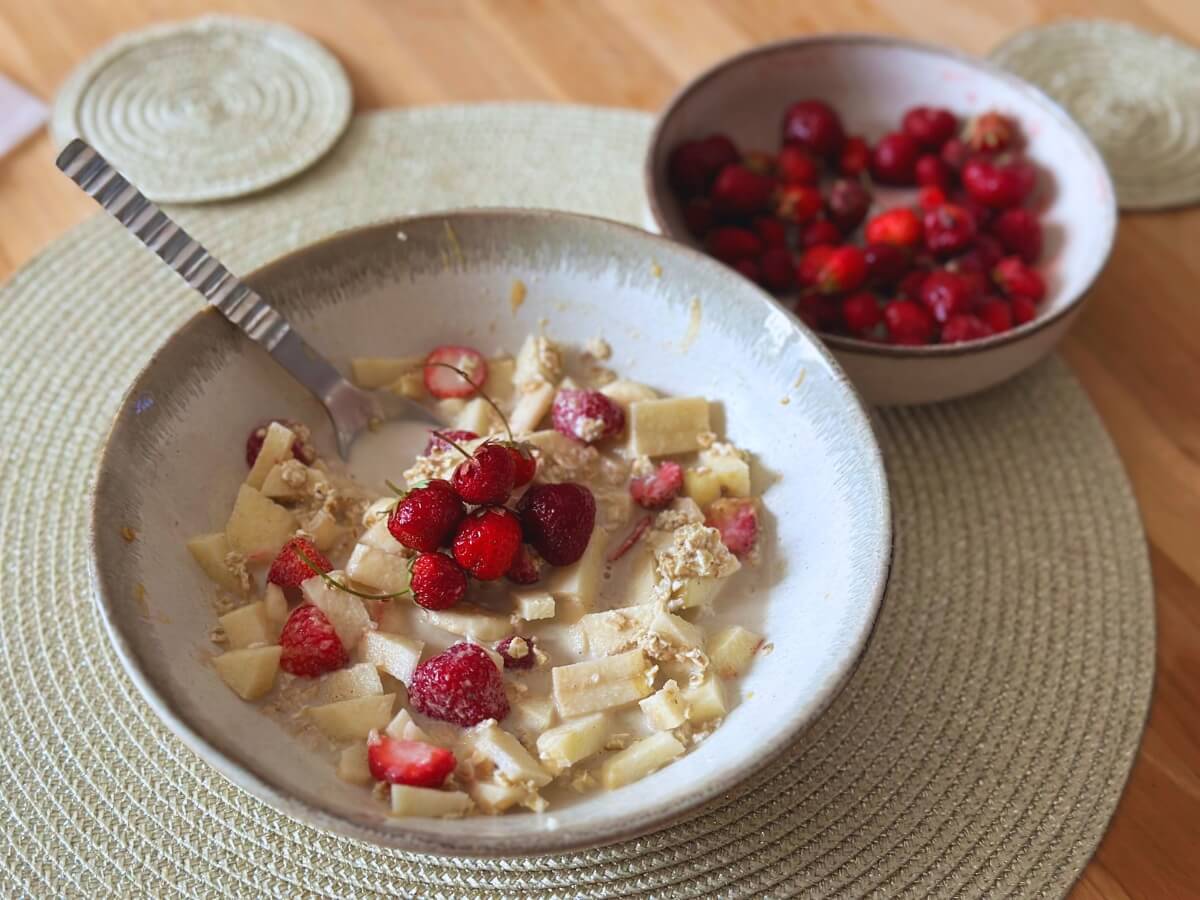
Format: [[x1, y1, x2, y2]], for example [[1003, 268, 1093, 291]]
[[645, 34, 1117, 405]]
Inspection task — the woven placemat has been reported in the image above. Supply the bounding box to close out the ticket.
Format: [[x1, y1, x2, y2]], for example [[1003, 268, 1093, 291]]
[[0, 105, 1153, 898], [50, 15, 352, 203], [991, 19, 1200, 210]]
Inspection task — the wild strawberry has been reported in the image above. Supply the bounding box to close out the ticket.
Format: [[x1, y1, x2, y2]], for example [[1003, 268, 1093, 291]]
[[871, 132, 920, 185], [902, 106, 958, 149], [711, 164, 775, 216], [388, 479, 465, 551], [993, 256, 1046, 303], [863, 242, 908, 287], [706, 498, 759, 558], [796, 245, 834, 288], [954, 233, 1005, 275], [505, 442, 537, 487], [941, 313, 993, 343], [918, 185, 947, 211], [795, 293, 841, 331], [781, 99, 845, 158], [752, 216, 787, 248], [410, 552, 467, 610], [774, 184, 823, 224], [919, 270, 973, 323], [245, 418, 316, 467], [884, 298, 936, 345], [965, 111, 1016, 154], [732, 259, 762, 283], [838, 135, 871, 176], [826, 179, 872, 232], [915, 154, 953, 190], [668, 134, 739, 195], [551, 388, 625, 444], [683, 197, 716, 237], [954, 191, 995, 230], [802, 219, 843, 248], [706, 226, 763, 263], [978, 297, 1014, 333], [842, 292, 882, 337], [505, 544, 541, 585], [367, 735, 456, 788], [452, 506, 522, 580], [517, 482, 596, 566], [423, 346, 488, 399], [408, 642, 509, 726], [452, 442, 516, 505], [630, 461, 684, 509], [865, 208, 922, 249], [991, 208, 1043, 263], [958, 268, 988, 305], [923, 204, 977, 256], [777, 144, 819, 185], [1011, 294, 1037, 324], [279, 605, 347, 677], [495, 635, 537, 670], [813, 245, 866, 294], [741, 149, 776, 175], [268, 537, 332, 588], [961, 157, 1036, 209], [424, 429, 478, 455], [759, 247, 795, 291], [897, 269, 928, 299]]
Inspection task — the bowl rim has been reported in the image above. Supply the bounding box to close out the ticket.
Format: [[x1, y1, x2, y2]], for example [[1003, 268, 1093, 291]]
[[88, 207, 892, 857], [643, 32, 1118, 359]]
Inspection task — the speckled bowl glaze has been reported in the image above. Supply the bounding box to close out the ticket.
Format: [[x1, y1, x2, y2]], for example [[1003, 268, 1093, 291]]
[[90, 210, 890, 856], [645, 35, 1117, 405]]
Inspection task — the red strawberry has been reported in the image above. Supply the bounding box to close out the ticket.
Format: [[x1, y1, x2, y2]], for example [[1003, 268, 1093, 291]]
[[962, 157, 1036, 209], [838, 135, 871, 177], [505, 442, 538, 487], [388, 479, 465, 552], [842, 292, 882, 337], [863, 242, 908, 287], [978, 297, 1014, 333], [279, 605, 347, 677], [517, 482, 596, 566], [781, 99, 845, 159], [505, 545, 541, 585], [409, 642, 509, 726], [993, 256, 1046, 303], [706, 226, 763, 263], [551, 389, 625, 444], [864, 208, 922, 249], [630, 461, 684, 509], [902, 106, 958, 149], [759, 247, 795, 292], [410, 552, 468, 610], [752, 216, 788, 248], [777, 144, 819, 185], [423, 346, 488, 399], [871, 132, 920, 185], [1011, 294, 1037, 324], [424, 429, 478, 455], [495, 635, 537, 670], [706, 498, 759, 558], [965, 111, 1016, 154], [367, 735, 456, 788], [919, 270, 974, 323], [683, 197, 716, 237], [774, 184, 823, 224], [711, 164, 775, 216], [267, 537, 332, 588], [883, 299, 936, 345], [990, 208, 1043, 263], [453, 506, 523, 580], [825, 179, 871, 233], [941, 313, 993, 343], [923, 204, 977, 257], [802, 220, 843, 248], [452, 442, 516, 505], [245, 418, 316, 467]]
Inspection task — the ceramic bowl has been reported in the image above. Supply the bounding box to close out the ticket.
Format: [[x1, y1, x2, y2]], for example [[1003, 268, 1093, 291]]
[[644, 35, 1117, 405], [90, 210, 890, 856]]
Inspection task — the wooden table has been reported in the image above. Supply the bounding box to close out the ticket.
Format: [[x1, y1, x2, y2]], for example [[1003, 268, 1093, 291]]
[[2, 1, 1196, 896]]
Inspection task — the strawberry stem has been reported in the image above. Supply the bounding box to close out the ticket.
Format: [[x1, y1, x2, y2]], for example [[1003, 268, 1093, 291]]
[[385, 479, 406, 496], [431, 430, 471, 460], [430, 362, 514, 442], [294, 546, 409, 600], [608, 515, 653, 563]]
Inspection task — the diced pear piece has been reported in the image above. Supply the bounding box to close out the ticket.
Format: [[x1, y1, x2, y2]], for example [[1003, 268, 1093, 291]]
[[639, 680, 688, 731], [483, 356, 516, 404], [536, 712, 612, 771], [455, 396, 500, 435], [470, 722, 552, 787], [626, 546, 660, 605], [218, 601, 275, 649], [600, 732, 685, 789], [698, 447, 752, 498], [385, 708, 433, 743], [245, 421, 296, 489], [212, 645, 281, 700], [599, 379, 659, 413], [263, 584, 288, 627], [469, 778, 530, 815], [301, 573, 372, 650], [629, 397, 710, 457], [224, 485, 297, 557], [359, 519, 404, 554], [260, 462, 328, 500], [350, 355, 423, 389], [389, 785, 472, 818], [512, 590, 555, 621], [682, 677, 727, 723], [647, 610, 704, 649], [509, 382, 555, 434], [302, 508, 350, 553], [521, 428, 575, 459], [337, 743, 372, 784], [543, 527, 607, 622], [345, 544, 411, 595], [362, 498, 397, 529], [673, 576, 724, 610], [508, 697, 556, 736], [387, 369, 427, 400], [708, 625, 763, 678], [421, 604, 511, 642], [577, 605, 655, 656], [683, 467, 722, 509], [321, 663, 384, 704], [361, 631, 424, 685], [187, 532, 243, 593], [551, 649, 651, 718], [306, 693, 395, 740], [434, 398, 466, 422]]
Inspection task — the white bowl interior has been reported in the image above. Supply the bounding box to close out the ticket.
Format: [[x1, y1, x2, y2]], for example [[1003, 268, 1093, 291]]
[[92, 211, 890, 855]]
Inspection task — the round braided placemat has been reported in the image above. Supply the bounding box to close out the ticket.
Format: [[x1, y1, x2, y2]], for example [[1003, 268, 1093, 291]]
[[991, 19, 1200, 210], [50, 15, 352, 203], [0, 105, 1153, 898]]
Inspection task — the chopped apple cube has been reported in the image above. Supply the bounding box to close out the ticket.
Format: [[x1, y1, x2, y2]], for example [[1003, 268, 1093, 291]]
[[599, 732, 685, 789], [470, 722, 552, 787], [320, 663, 384, 703], [302, 508, 350, 553], [639, 680, 687, 731], [301, 573, 372, 651], [224, 484, 297, 557], [629, 397, 710, 457], [708, 625, 763, 678], [483, 356, 516, 404], [551, 649, 651, 718], [509, 382, 555, 434], [647, 610, 704, 649], [421, 604, 511, 642], [361, 631, 424, 685], [626, 546, 660, 605], [263, 584, 288, 626], [468, 778, 530, 815], [362, 498, 397, 528], [508, 697, 556, 737], [345, 544, 411, 595], [385, 708, 433, 743], [389, 784, 471, 818], [455, 396, 500, 435], [187, 532, 243, 593], [512, 590, 555, 621], [359, 519, 404, 554], [245, 421, 296, 490], [260, 462, 328, 500], [698, 447, 751, 498], [306, 693, 395, 741], [577, 605, 655, 656], [350, 355, 423, 389], [536, 712, 611, 771], [387, 369, 427, 399], [682, 677, 727, 723], [218, 601, 275, 649], [683, 467, 722, 509], [543, 527, 607, 622], [337, 743, 372, 784], [212, 645, 281, 700], [599, 379, 659, 413], [673, 576, 724, 610]]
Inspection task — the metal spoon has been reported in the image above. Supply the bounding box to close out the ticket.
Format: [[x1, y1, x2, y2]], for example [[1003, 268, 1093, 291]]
[[55, 138, 438, 460]]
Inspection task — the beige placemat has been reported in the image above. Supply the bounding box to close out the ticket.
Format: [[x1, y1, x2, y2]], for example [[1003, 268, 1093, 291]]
[[0, 104, 1153, 898], [991, 19, 1200, 210], [51, 16, 352, 203]]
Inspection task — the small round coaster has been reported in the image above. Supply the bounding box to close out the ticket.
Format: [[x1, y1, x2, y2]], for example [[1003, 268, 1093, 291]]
[[51, 16, 352, 203], [991, 19, 1200, 210]]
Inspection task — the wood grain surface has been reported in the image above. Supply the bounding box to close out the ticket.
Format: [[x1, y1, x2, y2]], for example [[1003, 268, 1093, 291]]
[[1, 2, 1197, 897]]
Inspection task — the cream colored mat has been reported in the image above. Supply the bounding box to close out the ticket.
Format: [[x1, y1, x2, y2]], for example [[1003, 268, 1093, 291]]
[[0, 105, 1153, 898]]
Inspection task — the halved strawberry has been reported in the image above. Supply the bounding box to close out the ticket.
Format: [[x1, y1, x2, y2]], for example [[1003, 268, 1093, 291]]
[[706, 498, 759, 558], [630, 462, 684, 509], [423, 346, 488, 399], [367, 735, 456, 788]]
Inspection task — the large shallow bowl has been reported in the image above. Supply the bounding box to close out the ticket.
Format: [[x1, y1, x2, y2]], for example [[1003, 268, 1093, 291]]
[[645, 35, 1117, 405], [90, 209, 891, 856]]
